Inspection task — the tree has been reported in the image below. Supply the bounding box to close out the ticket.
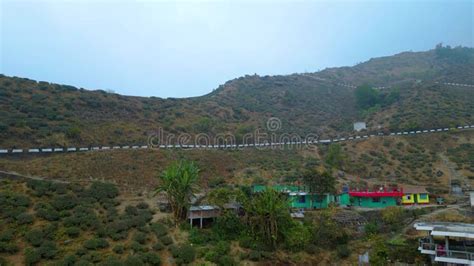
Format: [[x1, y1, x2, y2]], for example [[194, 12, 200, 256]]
[[243, 189, 293, 250], [325, 144, 346, 169], [155, 160, 200, 224], [302, 169, 336, 208], [355, 84, 379, 109]]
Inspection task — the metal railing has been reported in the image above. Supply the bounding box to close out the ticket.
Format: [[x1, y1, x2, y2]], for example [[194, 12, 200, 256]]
[[418, 239, 474, 261]]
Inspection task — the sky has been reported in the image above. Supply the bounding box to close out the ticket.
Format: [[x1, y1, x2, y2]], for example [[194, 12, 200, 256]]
[[1, 0, 473, 98]]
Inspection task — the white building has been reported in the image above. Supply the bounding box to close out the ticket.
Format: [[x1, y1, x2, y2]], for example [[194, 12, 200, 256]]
[[414, 222, 474, 265], [353, 122, 366, 132]]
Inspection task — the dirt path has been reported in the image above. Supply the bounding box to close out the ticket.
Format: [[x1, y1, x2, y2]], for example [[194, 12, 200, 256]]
[[0, 169, 70, 183]]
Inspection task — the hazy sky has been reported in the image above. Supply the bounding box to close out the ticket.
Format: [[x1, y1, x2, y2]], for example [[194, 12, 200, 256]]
[[1, 0, 473, 98]]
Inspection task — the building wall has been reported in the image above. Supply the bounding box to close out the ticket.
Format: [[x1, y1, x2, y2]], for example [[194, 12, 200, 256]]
[[353, 196, 398, 208], [402, 193, 429, 204], [289, 194, 334, 209], [402, 194, 415, 204], [338, 193, 351, 206], [417, 193, 430, 204]]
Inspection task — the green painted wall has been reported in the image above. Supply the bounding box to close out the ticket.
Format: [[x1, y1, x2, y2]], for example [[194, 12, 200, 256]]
[[352, 196, 398, 208], [337, 193, 351, 206], [288, 194, 335, 209]]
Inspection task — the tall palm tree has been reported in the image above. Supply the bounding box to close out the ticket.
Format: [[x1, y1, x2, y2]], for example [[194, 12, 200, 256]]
[[156, 160, 199, 224], [244, 189, 292, 250]]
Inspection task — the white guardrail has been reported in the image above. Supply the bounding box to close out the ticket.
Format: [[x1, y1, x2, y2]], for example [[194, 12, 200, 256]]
[[0, 124, 472, 155]]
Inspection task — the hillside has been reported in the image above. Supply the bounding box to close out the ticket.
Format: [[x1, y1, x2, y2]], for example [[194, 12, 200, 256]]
[[0, 45, 473, 148]]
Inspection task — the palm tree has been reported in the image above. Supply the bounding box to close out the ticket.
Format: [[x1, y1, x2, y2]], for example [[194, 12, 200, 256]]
[[244, 189, 292, 250], [155, 160, 199, 224]]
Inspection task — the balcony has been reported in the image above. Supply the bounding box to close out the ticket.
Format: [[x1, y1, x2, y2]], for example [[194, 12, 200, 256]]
[[418, 239, 474, 265]]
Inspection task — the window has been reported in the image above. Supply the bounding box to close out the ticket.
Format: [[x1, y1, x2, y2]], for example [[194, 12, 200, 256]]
[[406, 194, 411, 200], [372, 197, 381, 202], [418, 194, 428, 200], [298, 196, 306, 203]]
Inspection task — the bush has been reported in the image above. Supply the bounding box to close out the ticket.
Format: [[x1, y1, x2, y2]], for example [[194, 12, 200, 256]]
[[51, 194, 78, 211], [248, 250, 262, 261], [125, 206, 139, 216], [38, 241, 57, 259], [171, 244, 196, 264], [65, 226, 81, 238], [25, 229, 44, 247], [124, 255, 144, 266], [130, 241, 147, 253], [150, 223, 168, 237], [141, 252, 161, 266], [152, 242, 164, 251], [136, 202, 149, 209], [159, 235, 173, 246], [35, 203, 60, 221], [88, 182, 119, 200], [284, 222, 311, 251], [336, 245, 351, 258], [0, 242, 19, 254], [84, 238, 109, 250], [16, 212, 34, 224], [133, 232, 147, 244], [99, 256, 124, 266], [239, 235, 256, 249], [217, 255, 237, 266], [0, 229, 14, 242], [365, 221, 380, 236], [213, 212, 243, 240], [113, 244, 125, 254], [59, 255, 77, 266], [25, 248, 41, 266]]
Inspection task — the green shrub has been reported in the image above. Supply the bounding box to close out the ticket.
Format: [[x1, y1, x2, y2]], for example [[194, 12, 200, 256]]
[[152, 242, 164, 251], [0, 242, 19, 254], [25, 229, 44, 247], [217, 255, 237, 266], [136, 202, 149, 209], [336, 245, 351, 258], [239, 235, 256, 249], [84, 238, 109, 250], [125, 206, 139, 216], [159, 235, 173, 246], [130, 241, 147, 253], [51, 194, 78, 211], [113, 244, 125, 254], [284, 222, 311, 251], [58, 254, 77, 266], [88, 182, 119, 200], [99, 256, 124, 266], [248, 250, 261, 261], [141, 252, 161, 266], [171, 244, 196, 264], [25, 248, 41, 266], [133, 232, 148, 244], [189, 228, 214, 245], [35, 203, 60, 221], [150, 223, 168, 237], [0, 229, 15, 242], [213, 212, 243, 240], [81, 251, 102, 263], [65, 226, 81, 238], [38, 240, 57, 259], [16, 212, 34, 224], [124, 255, 144, 266]]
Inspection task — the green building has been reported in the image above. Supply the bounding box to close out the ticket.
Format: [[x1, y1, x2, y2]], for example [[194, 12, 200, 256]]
[[252, 185, 336, 209], [347, 189, 403, 208]]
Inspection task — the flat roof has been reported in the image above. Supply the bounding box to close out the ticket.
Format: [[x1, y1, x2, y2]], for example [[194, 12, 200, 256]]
[[414, 222, 474, 239], [189, 205, 217, 211]]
